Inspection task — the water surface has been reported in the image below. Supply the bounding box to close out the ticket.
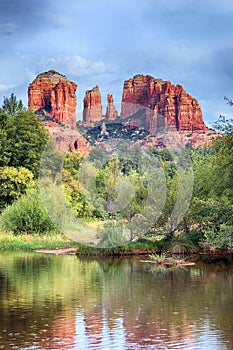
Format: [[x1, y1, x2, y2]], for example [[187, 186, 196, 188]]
[[0, 252, 233, 349]]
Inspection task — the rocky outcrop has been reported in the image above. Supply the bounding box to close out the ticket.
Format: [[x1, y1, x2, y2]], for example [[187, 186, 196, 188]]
[[27, 70, 218, 152], [105, 94, 118, 121], [121, 74, 207, 133], [83, 86, 102, 125], [28, 70, 77, 129], [70, 135, 92, 154], [28, 70, 93, 153], [44, 121, 91, 153]]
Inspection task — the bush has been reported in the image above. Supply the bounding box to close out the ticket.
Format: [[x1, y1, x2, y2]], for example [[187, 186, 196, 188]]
[[0, 166, 34, 210], [98, 222, 125, 248], [0, 188, 55, 234]]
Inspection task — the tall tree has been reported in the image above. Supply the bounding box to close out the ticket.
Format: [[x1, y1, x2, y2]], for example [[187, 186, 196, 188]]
[[0, 95, 49, 176], [212, 97, 233, 134], [1, 93, 25, 116]]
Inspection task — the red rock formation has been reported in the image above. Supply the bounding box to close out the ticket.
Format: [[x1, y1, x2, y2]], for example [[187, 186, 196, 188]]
[[105, 94, 118, 121], [28, 70, 77, 129], [27, 71, 217, 152], [70, 135, 92, 154], [121, 74, 207, 133], [83, 86, 102, 125], [44, 121, 91, 153]]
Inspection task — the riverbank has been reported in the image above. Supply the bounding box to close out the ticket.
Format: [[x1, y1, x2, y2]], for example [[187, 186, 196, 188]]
[[0, 232, 80, 251], [0, 232, 232, 265], [0, 232, 159, 255]]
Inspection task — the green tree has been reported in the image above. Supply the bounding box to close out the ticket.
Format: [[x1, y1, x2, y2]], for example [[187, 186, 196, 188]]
[[39, 138, 64, 181], [0, 95, 49, 176], [211, 134, 233, 198], [63, 152, 85, 176], [212, 97, 233, 134], [0, 188, 55, 234], [184, 102, 233, 249], [122, 170, 147, 222], [8, 111, 49, 175], [1, 93, 25, 116], [0, 112, 12, 167], [88, 146, 108, 168], [103, 155, 123, 207], [0, 166, 34, 210]]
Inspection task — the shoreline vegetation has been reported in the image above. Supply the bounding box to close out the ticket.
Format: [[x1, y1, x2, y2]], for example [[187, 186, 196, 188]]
[[0, 232, 232, 266], [0, 95, 232, 263], [0, 232, 79, 251]]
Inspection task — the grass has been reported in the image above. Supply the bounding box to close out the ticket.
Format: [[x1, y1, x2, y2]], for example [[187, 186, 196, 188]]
[[76, 239, 159, 256], [0, 231, 159, 255], [0, 231, 80, 251], [148, 253, 170, 263], [0, 223, 160, 255]]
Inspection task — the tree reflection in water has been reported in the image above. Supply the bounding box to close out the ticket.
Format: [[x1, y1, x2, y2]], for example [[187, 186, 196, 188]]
[[0, 252, 232, 349]]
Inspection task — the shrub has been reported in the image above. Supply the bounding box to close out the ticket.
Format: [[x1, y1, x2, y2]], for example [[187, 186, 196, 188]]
[[0, 188, 55, 234], [98, 222, 126, 248], [0, 166, 34, 210]]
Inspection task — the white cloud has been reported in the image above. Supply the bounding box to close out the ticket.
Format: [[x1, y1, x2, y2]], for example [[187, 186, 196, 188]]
[[0, 22, 17, 35], [0, 84, 19, 92], [39, 55, 115, 77], [39, 12, 75, 28], [25, 68, 37, 82]]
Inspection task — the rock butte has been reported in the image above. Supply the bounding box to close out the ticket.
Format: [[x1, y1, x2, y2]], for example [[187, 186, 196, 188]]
[[106, 94, 118, 121], [28, 71, 218, 152], [83, 86, 103, 125], [28, 70, 91, 153], [28, 70, 77, 129], [121, 74, 207, 133]]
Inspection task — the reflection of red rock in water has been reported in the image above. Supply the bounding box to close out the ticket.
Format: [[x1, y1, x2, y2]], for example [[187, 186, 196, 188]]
[[28, 70, 77, 129], [45, 309, 76, 349], [34, 306, 196, 349], [84, 306, 103, 345], [123, 313, 196, 349]]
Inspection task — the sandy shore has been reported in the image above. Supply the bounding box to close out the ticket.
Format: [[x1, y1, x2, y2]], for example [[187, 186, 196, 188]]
[[35, 248, 77, 255]]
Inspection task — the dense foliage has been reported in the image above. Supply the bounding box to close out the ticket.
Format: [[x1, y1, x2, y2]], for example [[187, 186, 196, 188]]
[[0, 166, 34, 210], [0, 93, 232, 251], [185, 126, 233, 249], [0, 94, 49, 175], [0, 188, 55, 234]]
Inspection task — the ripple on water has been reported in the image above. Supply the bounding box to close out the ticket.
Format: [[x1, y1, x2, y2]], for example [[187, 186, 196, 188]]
[[0, 254, 233, 349]]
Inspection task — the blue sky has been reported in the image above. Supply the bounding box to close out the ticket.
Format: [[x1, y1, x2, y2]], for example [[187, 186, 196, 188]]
[[0, 0, 233, 126]]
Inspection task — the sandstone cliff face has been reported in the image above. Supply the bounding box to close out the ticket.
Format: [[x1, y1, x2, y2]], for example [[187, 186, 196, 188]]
[[83, 86, 102, 125], [28, 70, 77, 129], [105, 94, 118, 121], [70, 135, 92, 154], [44, 121, 91, 153], [121, 74, 207, 133]]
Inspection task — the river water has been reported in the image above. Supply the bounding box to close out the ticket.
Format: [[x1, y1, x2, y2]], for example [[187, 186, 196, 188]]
[[0, 252, 233, 349]]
